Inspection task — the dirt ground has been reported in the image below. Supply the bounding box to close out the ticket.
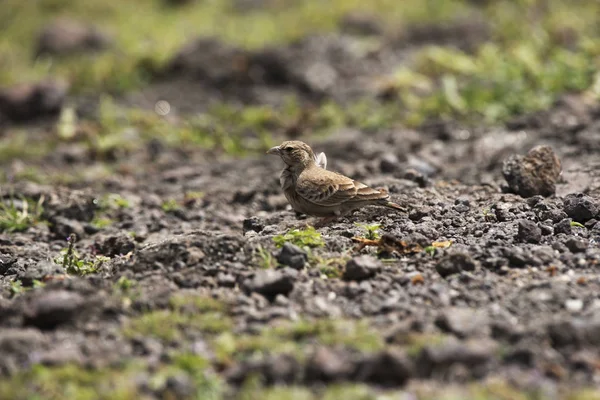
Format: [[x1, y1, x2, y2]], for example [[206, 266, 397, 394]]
[[1, 3, 600, 399]]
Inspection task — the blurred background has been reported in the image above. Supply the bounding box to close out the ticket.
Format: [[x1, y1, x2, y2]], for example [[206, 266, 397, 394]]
[[0, 0, 599, 180]]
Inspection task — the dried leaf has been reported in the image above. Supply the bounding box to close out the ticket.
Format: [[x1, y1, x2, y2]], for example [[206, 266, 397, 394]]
[[432, 240, 453, 249]]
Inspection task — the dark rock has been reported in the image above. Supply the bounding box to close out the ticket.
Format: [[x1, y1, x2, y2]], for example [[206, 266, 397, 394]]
[[540, 208, 568, 223], [343, 255, 380, 281], [20, 261, 64, 286], [403, 168, 429, 187], [242, 268, 296, 299], [435, 308, 488, 338], [490, 321, 525, 343], [416, 339, 494, 378], [233, 189, 256, 204], [24, 290, 85, 330], [379, 153, 401, 173], [516, 220, 542, 244], [0, 255, 18, 275], [502, 145, 562, 198], [565, 237, 588, 253], [0, 80, 68, 122], [409, 206, 431, 221], [49, 217, 85, 239], [435, 252, 478, 278], [502, 346, 535, 367], [305, 347, 354, 382], [243, 216, 264, 233], [554, 218, 573, 235], [563, 193, 599, 223], [217, 272, 236, 288], [36, 18, 111, 57], [355, 349, 412, 386], [95, 234, 136, 257], [548, 317, 600, 348], [47, 190, 97, 221], [276, 243, 308, 270]]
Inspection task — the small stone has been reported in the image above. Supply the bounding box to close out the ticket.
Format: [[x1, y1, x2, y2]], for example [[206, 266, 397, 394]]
[[554, 218, 572, 235], [242, 268, 296, 299], [416, 339, 495, 378], [20, 261, 64, 286], [379, 153, 401, 173], [343, 255, 381, 281], [565, 299, 584, 313], [565, 237, 588, 253], [435, 307, 488, 338], [355, 349, 412, 386], [24, 290, 85, 330], [49, 217, 85, 239], [563, 193, 599, 223], [243, 216, 264, 234], [94, 234, 135, 257], [305, 347, 354, 382], [409, 206, 431, 221], [502, 145, 562, 198], [217, 272, 236, 288], [435, 252, 478, 278], [516, 220, 542, 244], [276, 243, 308, 270], [0, 80, 68, 122]]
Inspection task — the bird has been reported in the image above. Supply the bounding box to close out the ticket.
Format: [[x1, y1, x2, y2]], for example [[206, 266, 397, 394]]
[[266, 140, 406, 227]]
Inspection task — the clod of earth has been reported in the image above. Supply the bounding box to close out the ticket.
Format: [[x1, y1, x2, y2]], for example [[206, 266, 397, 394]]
[[502, 145, 562, 198], [0, 80, 68, 122]]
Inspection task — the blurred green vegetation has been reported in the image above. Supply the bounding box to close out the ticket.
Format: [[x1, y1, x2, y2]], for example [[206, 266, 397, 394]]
[[0, 0, 469, 92], [1, 0, 599, 162]]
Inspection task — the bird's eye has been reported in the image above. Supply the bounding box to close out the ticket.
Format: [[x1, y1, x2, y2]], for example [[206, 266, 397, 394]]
[[283, 146, 293, 151]]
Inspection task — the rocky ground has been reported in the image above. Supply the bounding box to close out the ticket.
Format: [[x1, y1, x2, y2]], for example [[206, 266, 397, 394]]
[[1, 1, 600, 399]]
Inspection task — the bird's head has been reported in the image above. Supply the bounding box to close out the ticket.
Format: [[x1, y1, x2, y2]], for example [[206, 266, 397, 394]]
[[267, 140, 316, 168]]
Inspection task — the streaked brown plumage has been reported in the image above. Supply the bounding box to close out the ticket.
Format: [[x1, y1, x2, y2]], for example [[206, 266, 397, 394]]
[[267, 140, 405, 226]]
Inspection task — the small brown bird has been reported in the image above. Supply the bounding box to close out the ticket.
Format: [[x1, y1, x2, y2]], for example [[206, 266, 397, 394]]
[[267, 140, 405, 226]]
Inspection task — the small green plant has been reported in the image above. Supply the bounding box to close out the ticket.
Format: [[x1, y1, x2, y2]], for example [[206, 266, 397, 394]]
[[254, 246, 276, 269], [32, 279, 45, 289], [273, 226, 325, 248], [9, 280, 24, 296], [305, 248, 349, 279], [96, 193, 130, 210], [424, 246, 436, 256], [354, 222, 381, 240], [91, 216, 113, 229], [0, 195, 45, 233], [116, 276, 135, 292], [55, 234, 110, 276], [161, 199, 181, 213], [570, 221, 586, 228]]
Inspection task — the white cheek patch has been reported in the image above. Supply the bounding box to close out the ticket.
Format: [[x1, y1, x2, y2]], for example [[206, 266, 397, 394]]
[[315, 152, 327, 170]]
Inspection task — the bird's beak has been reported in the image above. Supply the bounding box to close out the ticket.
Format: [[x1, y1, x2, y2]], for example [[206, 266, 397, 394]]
[[266, 146, 280, 155]]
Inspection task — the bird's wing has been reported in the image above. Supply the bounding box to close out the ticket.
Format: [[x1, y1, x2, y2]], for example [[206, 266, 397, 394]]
[[296, 168, 386, 207]]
